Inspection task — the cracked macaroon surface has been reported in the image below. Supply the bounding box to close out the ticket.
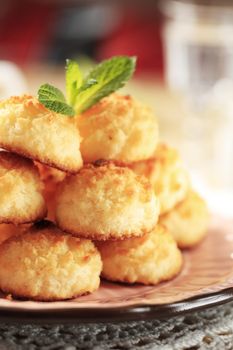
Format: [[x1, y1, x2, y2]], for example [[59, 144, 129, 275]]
[[0, 221, 102, 301], [55, 161, 159, 240], [0, 95, 83, 173], [130, 144, 189, 214], [76, 93, 159, 163], [96, 224, 182, 285], [0, 152, 47, 224]]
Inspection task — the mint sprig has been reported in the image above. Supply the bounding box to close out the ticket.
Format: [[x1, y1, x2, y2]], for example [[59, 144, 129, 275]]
[[65, 59, 83, 106], [37, 55, 136, 117], [74, 56, 136, 114], [38, 84, 75, 117]]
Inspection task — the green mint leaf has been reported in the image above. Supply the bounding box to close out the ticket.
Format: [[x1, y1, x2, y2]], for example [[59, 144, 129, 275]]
[[74, 56, 136, 114], [77, 78, 98, 93], [38, 83, 75, 116], [65, 59, 83, 105], [37, 56, 136, 117]]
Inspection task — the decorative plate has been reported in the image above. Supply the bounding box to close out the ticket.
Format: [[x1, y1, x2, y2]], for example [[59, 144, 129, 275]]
[[0, 216, 233, 323]]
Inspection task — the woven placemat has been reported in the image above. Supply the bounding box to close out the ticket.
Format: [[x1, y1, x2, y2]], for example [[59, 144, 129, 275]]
[[0, 302, 233, 349]]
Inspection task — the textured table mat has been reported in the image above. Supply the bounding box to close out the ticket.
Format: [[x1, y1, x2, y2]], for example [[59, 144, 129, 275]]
[[1, 302, 233, 349]]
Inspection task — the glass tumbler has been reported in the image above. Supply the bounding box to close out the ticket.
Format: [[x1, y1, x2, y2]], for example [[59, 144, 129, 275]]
[[161, 0, 233, 200]]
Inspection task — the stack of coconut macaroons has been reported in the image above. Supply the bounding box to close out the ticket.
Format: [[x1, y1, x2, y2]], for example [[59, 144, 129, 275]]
[[0, 93, 208, 301]]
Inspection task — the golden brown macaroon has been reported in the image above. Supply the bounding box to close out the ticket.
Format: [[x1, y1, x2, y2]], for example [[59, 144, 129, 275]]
[[0, 221, 102, 301], [0, 95, 83, 173], [36, 162, 66, 221], [55, 161, 159, 240], [76, 93, 159, 163], [159, 190, 209, 249], [130, 144, 189, 214], [96, 224, 182, 285], [0, 224, 25, 245], [0, 152, 47, 224]]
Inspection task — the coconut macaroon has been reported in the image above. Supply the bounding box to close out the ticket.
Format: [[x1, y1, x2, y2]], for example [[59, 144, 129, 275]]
[[76, 93, 159, 164], [160, 190, 209, 249], [0, 221, 102, 301], [36, 162, 66, 221], [96, 224, 182, 285], [36, 162, 66, 184], [0, 224, 25, 245], [130, 144, 189, 214], [55, 161, 159, 240], [0, 152, 47, 224], [0, 95, 83, 173]]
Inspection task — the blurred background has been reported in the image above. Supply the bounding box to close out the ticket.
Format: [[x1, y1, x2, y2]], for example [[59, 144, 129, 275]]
[[0, 0, 232, 216]]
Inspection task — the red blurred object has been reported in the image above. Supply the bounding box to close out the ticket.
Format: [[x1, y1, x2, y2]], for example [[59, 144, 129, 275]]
[[0, 1, 56, 65], [0, 1, 164, 77], [97, 9, 164, 77]]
